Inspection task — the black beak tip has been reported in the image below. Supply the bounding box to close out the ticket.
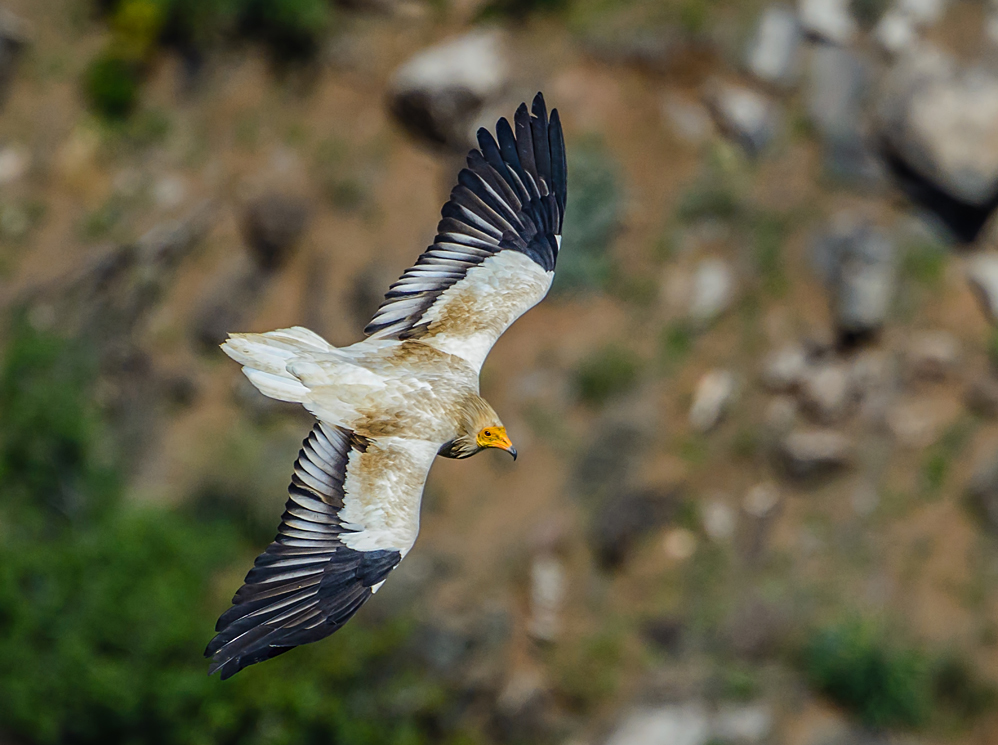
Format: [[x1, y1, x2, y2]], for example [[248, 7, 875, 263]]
[[509, 447, 518, 461]]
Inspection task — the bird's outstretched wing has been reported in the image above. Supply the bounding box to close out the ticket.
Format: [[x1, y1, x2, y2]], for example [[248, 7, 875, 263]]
[[206, 424, 438, 679], [365, 92, 568, 371]]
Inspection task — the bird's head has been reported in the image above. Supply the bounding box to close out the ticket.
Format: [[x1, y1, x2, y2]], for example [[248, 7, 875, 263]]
[[439, 396, 517, 460]]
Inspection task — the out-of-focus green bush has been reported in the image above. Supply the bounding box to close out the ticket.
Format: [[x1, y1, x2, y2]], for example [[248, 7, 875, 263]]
[[86, 0, 333, 119], [575, 344, 640, 405], [0, 320, 477, 745], [804, 618, 932, 729], [554, 137, 622, 294]]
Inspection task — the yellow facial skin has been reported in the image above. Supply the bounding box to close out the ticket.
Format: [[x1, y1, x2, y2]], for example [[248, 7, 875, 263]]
[[476, 426, 517, 460]]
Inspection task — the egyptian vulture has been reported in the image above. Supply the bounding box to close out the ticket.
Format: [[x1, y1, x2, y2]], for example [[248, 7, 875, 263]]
[[206, 93, 567, 678]]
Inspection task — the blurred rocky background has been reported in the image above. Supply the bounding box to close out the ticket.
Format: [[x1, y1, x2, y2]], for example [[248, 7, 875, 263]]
[[6, 0, 998, 743]]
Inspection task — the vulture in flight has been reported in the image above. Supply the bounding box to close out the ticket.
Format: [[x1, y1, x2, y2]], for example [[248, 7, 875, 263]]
[[206, 93, 567, 678]]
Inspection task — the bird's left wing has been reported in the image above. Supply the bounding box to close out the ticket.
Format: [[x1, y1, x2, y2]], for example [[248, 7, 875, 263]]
[[206, 423, 438, 679], [365, 92, 567, 372]]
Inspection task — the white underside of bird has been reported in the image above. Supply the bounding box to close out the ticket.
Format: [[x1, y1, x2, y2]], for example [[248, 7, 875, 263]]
[[206, 93, 567, 679]]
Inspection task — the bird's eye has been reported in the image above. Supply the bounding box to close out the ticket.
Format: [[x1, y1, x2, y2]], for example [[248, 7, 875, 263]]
[[483, 429, 492, 437]]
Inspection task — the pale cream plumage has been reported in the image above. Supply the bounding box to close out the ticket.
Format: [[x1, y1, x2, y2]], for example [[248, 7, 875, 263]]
[[206, 93, 567, 678]]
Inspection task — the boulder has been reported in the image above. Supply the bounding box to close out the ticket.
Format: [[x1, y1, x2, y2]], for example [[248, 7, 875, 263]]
[[746, 6, 803, 87], [689, 257, 736, 322], [812, 214, 896, 343], [387, 30, 509, 151], [798, 0, 857, 45], [761, 344, 810, 392], [778, 428, 853, 479], [878, 48, 998, 208], [905, 330, 959, 381], [689, 369, 737, 432], [798, 361, 853, 422], [704, 81, 780, 155]]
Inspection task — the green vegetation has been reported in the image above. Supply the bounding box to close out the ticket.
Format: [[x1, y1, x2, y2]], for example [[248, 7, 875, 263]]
[[0, 320, 478, 745], [804, 618, 996, 730], [86, 0, 333, 119], [751, 213, 789, 297], [575, 344, 640, 405], [851, 0, 888, 28], [804, 618, 931, 729], [901, 237, 947, 288], [85, 53, 142, 120], [554, 137, 622, 294]]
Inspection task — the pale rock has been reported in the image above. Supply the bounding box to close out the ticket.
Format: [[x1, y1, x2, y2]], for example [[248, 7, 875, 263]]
[[967, 253, 998, 323], [527, 554, 566, 642], [689, 258, 735, 323], [747, 6, 803, 87], [153, 175, 186, 210], [388, 30, 509, 151], [779, 428, 853, 479], [0, 143, 28, 185], [605, 705, 710, 745], [702, 498, 737, 540], [689, 369, 737, 432], [704, 81, 780, 155], [744, 482, 781, 517], [799, 361, 853, 422], [761, 344, 809, 392], [875, 9, 918, 55], [905, 330, 959, 381], [878, 48, 998, 206], [798, 0, 858, 45], [712, 703, 773, 743], [899, 0, 947, 25]]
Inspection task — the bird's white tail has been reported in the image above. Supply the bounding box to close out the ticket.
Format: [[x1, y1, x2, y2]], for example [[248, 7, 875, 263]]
[[221, 326, 334, 403]]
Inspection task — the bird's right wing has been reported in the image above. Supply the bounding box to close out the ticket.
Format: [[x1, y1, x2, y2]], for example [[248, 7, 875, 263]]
[[206, 423, 438, 679]]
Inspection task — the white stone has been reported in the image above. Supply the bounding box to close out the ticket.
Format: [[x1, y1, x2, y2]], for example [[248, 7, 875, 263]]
[[392, 30, 507, 101], [702, 499, 737, 540], [761, 345, 809, 392], [798, 0, 858, 45], [875, 9, 918, 55], [0, 144, 28, 185], [527, 554, 566, 642], [690, 258, 735, 322], [799, 361, 853, 422], [906, 330, 959, 380], [689, 369, 737, 432], [747, 6, 803, 86], [879, 49, 998, 206], [606, 705, 710, 745], [153, 175, 186, 210], [899, 0, 947, 25], [705, 82, 780, 154], [744, 482, 781, 517], [712, 703, 773, 743]]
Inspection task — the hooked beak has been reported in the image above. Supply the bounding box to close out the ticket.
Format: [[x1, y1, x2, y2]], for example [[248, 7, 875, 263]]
[[508, 446, 518, 461]]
